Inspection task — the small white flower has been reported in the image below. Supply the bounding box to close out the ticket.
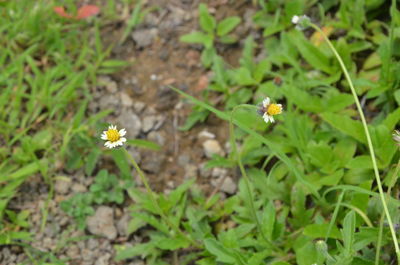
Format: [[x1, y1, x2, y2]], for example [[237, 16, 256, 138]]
[[291, 15, 300, 24], [258, 97, 283, 124], [291, 15, 311, 30], [101, 125, 127, 149]]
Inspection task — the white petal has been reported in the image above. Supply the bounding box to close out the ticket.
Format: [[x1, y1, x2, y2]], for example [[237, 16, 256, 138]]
[[270, 116, 275, 123], [105, 141, 112, 148], [263, 97, 270, 107], [263, 114, 270, 124], [101, 133, 108, 140], [119, 128, 126, 137], [292, 15, 300, 24], [121, 137, 127, 142]]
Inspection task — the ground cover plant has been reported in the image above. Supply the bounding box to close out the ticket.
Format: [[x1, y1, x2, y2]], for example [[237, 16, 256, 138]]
[[1, 0, 400, 264]]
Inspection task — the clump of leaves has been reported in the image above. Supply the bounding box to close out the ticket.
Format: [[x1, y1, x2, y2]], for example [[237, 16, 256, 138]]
[[61, 169, 129, 229], [90, 169, 124, 204], [180, 3, 241, 67], [60, 193, 94, 229]]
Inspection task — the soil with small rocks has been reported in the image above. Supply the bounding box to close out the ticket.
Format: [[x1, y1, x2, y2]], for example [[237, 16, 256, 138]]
[[1, 1, 259, 264]]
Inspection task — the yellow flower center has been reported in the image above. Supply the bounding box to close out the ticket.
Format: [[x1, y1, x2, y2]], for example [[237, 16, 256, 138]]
[[267, 104, 282, 116], [106, 129, 120, 142]]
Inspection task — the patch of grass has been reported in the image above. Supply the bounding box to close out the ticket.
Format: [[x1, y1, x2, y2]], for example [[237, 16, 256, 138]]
[[0, 0, 115, 244]]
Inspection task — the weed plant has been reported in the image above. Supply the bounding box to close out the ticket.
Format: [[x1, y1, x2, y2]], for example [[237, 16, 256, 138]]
[[1, 1, 400, 265]]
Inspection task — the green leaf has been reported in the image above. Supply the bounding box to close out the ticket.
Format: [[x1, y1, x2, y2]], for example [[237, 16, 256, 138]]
[[303, 224, 341, 239], [320, 112, 366, 143], [285, 85, 324, 112], [180, 32, 213, 48], [110, 148, 131, 178], [346, 155, 373, 169], [116, 242, 155, 260], [217, 16, 241, 36], [232, 67, 257, 86], [85, 148, 101, 176], [342, 211, 355, 254], [127, 139, 161, 151], [100, 59, 131, 68], [204, 238, 237, 264], [288, 30, 334, 74], [32, 129, 53, 150], [179, 107, 209, 131], [155, 236, 190, 250], [262, 202, 276, 240], [382, 107, 400, 131], [199, 4, 216, 34]]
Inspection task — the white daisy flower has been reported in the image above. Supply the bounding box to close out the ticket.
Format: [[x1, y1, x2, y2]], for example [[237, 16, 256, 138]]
[[101, 125, 127, 149], [257, 97, 283, 124]]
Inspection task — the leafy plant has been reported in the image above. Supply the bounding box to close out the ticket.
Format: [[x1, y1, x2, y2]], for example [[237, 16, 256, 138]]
[[180, 3, 241, 67]]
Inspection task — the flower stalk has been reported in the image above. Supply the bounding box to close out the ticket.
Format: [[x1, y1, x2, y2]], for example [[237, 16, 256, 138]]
[[309, 22, 400, 261]]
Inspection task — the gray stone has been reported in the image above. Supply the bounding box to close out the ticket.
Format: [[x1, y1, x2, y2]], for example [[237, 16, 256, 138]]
[[127, 147, 141, 164], [96, 253, 112, 265], [98, 76, 118, 93], [147, 131, 165, 146], [142, 115, 165, 133], [211, 168, 228, 179], [202, 139, 225, 158], [86, 206, 117, 240], [199, 163, 212, 178], [184, 164, 198, 179], [220, 177, 237, 194], [71, 183, 87, 193], [198, 130, 215, 139], [87, 238, 99, 250], [141, 152, 165, 173], [177, 154, 190, 166], [66, 245, 80, 258], [117, 213, 131, 237], [118, 110, 142, 138], [133, 101, 146, 113], [99, 94, 119, 109], [120, 92, 133, 107], [132, 28, 158, 48], [54, 178, 71, 195]]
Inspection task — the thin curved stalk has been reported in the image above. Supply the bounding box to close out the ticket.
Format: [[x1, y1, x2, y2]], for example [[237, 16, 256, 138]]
[[310, 23, 400, 261]]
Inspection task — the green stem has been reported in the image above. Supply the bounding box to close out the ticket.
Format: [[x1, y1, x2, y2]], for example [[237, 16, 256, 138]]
[[229, 104, 282, 254], [122, 148, 201, 248], [310, 23, 400, 261]]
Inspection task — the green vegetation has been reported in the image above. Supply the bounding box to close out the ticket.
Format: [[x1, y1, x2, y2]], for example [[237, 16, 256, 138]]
[[1, 0, 400, 264]]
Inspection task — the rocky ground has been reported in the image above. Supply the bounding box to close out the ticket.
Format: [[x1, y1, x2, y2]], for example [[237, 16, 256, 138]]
[[1, 0, 257, 264]]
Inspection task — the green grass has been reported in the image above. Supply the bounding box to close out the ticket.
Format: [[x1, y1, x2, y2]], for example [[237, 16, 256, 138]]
[[1, 0, 400, 265]]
